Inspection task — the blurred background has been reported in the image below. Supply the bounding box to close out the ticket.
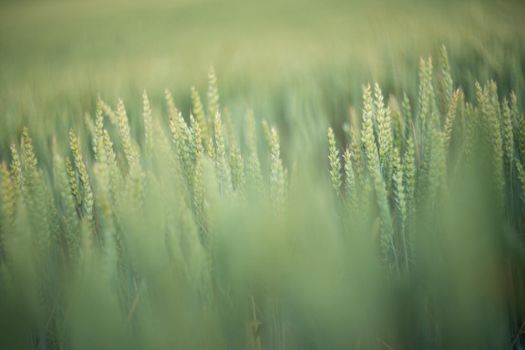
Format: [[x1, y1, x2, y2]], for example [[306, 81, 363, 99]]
[[1, 0, 524, 148]]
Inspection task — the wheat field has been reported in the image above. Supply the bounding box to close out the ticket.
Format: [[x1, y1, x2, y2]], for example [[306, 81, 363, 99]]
[[1, 0, 525, 349]]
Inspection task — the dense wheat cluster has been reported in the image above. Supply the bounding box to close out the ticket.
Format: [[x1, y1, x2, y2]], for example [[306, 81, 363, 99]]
[[0, 46, 524, 348]]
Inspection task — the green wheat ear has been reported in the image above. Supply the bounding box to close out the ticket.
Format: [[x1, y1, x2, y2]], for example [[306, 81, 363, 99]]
[[0, 162, 16, 226], [402, 92, 413, 125], [192, 117, 207, 232], [328, 127, 342, 196], [9, 144, 23, 195], [516, 160, 525, 214], [349, 128, 364, 187], [418, 56, 437, 142], [52, 153, 80, 259], [167, 92, 194, 191], [207, 66, 220, 122], [65, 158, 81, 209], [374, 83, 393, 180], [142, 90, 153, 156], [94, 96, 105, 162], [501, 96, 514, 171], [437, 45, 453, 116], [69, 130, 94, 221], [389, 96, 404, 151], [511, 92, 525, 162], [269, 126, 285, 210], [442, 89, 462, 151], [21, 127, 40, 196], [343, 147, 357, 210], [213, 111, 232, 194], [190, 114, 204, 159], [403, 136, 416, 212], [261, 119, 274, 157], [229, 141, 245, 193], [191, 86, 210, 152], [221, 110, 244, 194], [116, 98, 140, 171], [165, 88, 179, 118], [361, 84, 380, 178]]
